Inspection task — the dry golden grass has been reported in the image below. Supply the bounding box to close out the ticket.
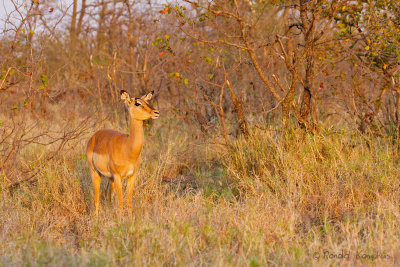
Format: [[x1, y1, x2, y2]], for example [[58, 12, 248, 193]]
[[1, 112, 400, 266]]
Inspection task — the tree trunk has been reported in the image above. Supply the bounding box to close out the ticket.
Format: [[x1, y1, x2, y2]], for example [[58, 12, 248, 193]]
[[226, 80, 249, 137], [76, 0, 87, 37], [70, 0, 77, 47], [282, 73, 298, 129], [300, 84, 312, 121], [125, 1, 136, 94], [97, 0, 107, 51], [299, 0, 315, 126]]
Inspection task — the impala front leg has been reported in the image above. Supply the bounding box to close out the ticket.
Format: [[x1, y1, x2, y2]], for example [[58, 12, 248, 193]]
[[114, 175, 123, 213], [126, 174, 136, 212]]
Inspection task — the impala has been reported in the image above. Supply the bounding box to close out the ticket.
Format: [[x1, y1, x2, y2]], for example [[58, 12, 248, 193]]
[[87, 90, 159, 215]]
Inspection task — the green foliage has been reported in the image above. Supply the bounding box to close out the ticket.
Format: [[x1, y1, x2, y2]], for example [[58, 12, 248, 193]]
[[39, 74, 48, 90], [168, 72, 189, 85], [336, 0, 400, 72], [204, 56, 212, 64], [152, 35, 174, 54]]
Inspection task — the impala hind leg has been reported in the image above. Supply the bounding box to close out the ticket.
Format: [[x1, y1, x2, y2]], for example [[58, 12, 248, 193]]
[[90, 169, 101, 216], [107, 180, 114, 203], [126, 174, 136, 212]]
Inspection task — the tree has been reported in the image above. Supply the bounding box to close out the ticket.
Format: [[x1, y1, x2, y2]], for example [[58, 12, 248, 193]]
[[336, 0, 400, 134], [171, 0, 343, 131]]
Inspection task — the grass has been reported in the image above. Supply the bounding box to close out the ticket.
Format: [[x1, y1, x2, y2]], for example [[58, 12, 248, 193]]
[[1, 113, 400, 266]]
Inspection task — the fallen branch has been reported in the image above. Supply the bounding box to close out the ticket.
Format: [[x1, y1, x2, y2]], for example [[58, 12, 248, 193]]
[[7, 171, 38, 190]]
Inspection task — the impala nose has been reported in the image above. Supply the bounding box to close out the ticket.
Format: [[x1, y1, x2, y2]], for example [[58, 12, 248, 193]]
[[153, 110, 160, 118]]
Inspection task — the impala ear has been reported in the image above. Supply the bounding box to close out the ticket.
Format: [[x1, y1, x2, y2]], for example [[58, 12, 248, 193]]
[[120, 90, 132, 104], [141, 91, 154, 101]]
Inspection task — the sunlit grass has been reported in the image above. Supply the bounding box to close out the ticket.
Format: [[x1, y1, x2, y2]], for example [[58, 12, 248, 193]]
[[1, 115, 399, 266]]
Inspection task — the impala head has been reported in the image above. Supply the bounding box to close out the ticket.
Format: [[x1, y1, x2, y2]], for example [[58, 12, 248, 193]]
[[120, 90, 160, 120]]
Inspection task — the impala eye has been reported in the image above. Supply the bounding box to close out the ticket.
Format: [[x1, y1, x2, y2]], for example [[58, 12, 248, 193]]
[[135, 102, 141, 106]]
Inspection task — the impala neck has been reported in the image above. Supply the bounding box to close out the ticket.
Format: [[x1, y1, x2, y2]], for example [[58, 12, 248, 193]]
[[127, 116, 144, 158]]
